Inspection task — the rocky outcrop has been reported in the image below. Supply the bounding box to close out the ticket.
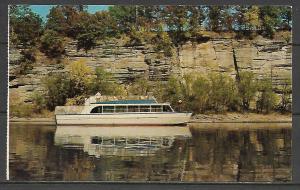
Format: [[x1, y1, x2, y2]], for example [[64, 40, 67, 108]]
[[9, 36, 292, 103]]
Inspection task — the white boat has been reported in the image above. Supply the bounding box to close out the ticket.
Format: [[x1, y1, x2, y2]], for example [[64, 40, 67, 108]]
[[55, 97, 192, 126]]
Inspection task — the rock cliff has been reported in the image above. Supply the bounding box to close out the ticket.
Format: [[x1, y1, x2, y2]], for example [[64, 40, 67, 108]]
[[9, 36, 292, 102]]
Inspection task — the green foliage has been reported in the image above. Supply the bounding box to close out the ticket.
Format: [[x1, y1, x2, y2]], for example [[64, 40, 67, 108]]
[[244, 6, 261, 31], [65, 95, 86, 106], [74, 12, 100, 53], [16, 48, 37, 75], [278, 78, 292, 113], [9, 5, 43, 46], [237, 71, 258, 111], [68, 59, 93, 96], [152, 26, 174, 57], [46, 6, 68, 34], [208, 73, 237, 112], [40, 30, 65, 58], [90, 67, 126, 96], [256, 78, 278, 113], [208, 6, 224, 31], [163, 6, 192, 46], [31, 91, 47, 113], [163, 73, 238, 113], [9, 91, 34, 117], [164, 75, 185, 111], [259, 6, 281, 38], [279, 6, 292, 30], [42, 73, 71, 110], [128, 76, 152, 96], [190, 75, 210, 113], [108, 6, 136, 34]]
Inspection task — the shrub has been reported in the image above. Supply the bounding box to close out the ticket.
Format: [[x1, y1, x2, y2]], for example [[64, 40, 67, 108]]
[[128, 76, 151, 96], [9, 91, 34, 118], [40, 30, 65, 58], [31, 91, 47, 113], [90, 67, 126, 96], [68, 59, 93, 96], [42, 73, 71, 111], [163, 75, 185, 111], [278, 78, 292, 113], [208, 73, 237, 112], [256, 78, 278, 113], [191, 76, 210, 113], [65, 95, 86, 106], [237, 71, 258, 111]]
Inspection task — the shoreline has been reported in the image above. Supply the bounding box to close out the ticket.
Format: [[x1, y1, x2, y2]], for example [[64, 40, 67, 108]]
[[9, 112, 292, 125]]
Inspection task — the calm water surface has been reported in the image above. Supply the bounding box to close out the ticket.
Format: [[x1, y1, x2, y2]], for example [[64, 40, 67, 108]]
[[9, 123, 291, 182]]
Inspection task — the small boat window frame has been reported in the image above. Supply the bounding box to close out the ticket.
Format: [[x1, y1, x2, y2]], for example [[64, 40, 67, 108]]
[[150, 105, 163, 112], [140, 105, 151, 112], [163, 105, 173, 112], [103, 106, 115, 113]]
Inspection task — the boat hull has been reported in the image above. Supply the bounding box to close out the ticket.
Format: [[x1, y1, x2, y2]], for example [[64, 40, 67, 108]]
[[55, 113, 192, 125]]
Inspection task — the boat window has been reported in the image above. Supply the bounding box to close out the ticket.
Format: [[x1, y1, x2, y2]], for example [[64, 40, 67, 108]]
[[128, 106, 139, 112], [103, 106, 115, 113], [151, 105, 163, 112], [163, 105, 173, 112], [115, 106, 127, 112], [140, 105, 150, 112], [90, 106, 103, 113], [91, 137, 102, 144]]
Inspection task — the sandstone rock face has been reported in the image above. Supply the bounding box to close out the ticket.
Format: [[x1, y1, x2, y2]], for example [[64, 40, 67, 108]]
[[9, 37, 292, 103]]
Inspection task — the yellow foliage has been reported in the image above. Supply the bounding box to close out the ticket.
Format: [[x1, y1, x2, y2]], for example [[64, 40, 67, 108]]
[[69, 59, 94, 85]]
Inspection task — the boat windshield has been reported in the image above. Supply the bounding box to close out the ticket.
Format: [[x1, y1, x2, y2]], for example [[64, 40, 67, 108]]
[[163, 105, 173, 112]]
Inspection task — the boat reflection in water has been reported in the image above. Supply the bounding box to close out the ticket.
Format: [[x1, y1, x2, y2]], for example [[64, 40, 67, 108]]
[[54, 126, 192, 157]]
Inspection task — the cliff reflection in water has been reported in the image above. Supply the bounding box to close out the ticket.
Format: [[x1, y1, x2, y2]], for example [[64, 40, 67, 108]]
[[9, 123, 291, 182]]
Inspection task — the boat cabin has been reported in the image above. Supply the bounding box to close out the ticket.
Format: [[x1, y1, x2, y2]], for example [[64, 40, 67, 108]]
[[89, 99, 174, 114]]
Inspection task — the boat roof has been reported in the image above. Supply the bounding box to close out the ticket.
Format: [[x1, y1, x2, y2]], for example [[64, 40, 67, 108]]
[[92, 99, 158, 105]]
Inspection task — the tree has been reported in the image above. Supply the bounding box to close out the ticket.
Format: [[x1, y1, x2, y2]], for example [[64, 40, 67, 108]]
[[278, 79, 292, 112], [164, 75, 185, 111], [42, 73, 71, 110], [90, 67, 126, 96], [46, 6, 67, 35], [152, 25, 173, 57], [191, 76, 210, 113], [9, 5, 43, 46], [259, 6, 281, 38], [75, 12, 98, 53], [237, 71, 258, 111], [208, 73, 236, 112], [207, 6, 224, 31], [279, 6, 292, 30], [128, 76, 151, 96], [244, 6, 261, 31], [108, 6, 136, 34], [94, 11, 118, 38], [46, 5, 82, 38], [68, 59, 93, 96], [256, 78, 278, 113], [234, 6, 248, 31], [223, 6, 234, 32], [40, 30, 65, 58]]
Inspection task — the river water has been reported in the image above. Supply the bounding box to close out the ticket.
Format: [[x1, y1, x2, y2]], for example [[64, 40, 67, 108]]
[[9, 123, 291, 182]]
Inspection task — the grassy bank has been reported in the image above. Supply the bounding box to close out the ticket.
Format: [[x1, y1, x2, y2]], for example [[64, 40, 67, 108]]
[[191, 112, 291, 123]]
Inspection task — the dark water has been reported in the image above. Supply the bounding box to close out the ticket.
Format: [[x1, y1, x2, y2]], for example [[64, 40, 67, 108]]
[[9, 123, 291, 182]]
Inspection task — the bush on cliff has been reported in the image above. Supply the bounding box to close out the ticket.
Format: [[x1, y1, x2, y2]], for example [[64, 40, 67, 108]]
[[256, 78, 278, 113], [237, 71, 258, 111], [40, 30, 65, 58]]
